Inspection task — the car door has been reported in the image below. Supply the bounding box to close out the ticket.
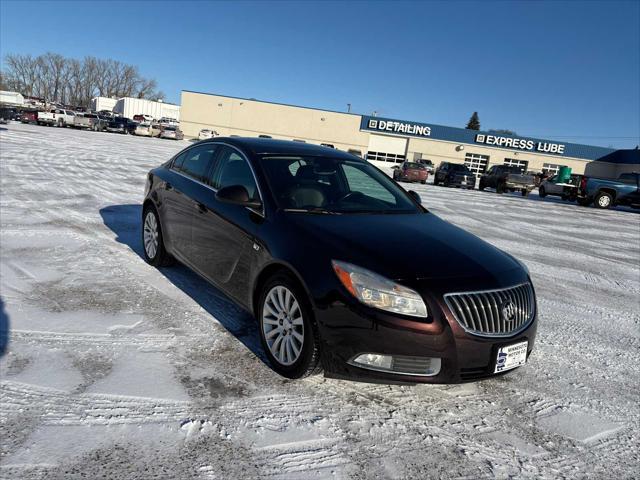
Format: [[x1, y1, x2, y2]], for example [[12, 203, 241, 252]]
[[546, 175, 560, 195], [618, 173, 640, 205], [483, 166, 494, 187], [160, 144, 217, 262], [190, 145, 262, 303], [437, 163, 447, 182]]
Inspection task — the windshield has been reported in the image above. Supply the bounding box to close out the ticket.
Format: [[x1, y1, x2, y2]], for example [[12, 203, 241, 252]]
[[505, 166, 524, 174], [261, 156, 421, 214], [450, 164, 472, 173], [405, 162, 426, 170]]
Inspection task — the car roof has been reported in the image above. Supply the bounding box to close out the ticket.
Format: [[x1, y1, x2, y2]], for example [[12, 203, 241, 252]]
[[205, 137, 364, 160]]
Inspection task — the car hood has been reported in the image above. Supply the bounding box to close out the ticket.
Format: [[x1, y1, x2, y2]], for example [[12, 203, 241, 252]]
[[287, 212, 521, 281]]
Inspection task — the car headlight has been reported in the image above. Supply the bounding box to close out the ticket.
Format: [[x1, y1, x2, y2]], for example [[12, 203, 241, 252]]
[[332, 260, 428, 318]]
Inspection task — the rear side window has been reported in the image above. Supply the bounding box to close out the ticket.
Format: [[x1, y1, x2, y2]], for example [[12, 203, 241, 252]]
[[619, 173, 638, 184], [172, 144, 218, 182]]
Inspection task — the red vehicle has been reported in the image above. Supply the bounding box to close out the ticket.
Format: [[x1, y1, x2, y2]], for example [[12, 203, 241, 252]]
[[393, 161, 429, 184], [19, 110, 39, 124]]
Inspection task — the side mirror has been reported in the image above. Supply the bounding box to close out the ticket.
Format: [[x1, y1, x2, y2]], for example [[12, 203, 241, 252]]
[[408, 190, 422, 205], [216, 185, 262, 209]]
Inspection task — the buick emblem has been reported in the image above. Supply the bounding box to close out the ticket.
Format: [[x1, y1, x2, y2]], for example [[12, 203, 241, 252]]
[[501, 300, 517, 323]]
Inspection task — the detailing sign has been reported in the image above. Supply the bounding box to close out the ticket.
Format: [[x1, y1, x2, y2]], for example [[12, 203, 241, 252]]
[[367, 119, 431, 137], [475, 134, 566, 155]]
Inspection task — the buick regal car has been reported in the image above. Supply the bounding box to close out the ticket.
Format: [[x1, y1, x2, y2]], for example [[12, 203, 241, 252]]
[[142, 138, 537, 383]]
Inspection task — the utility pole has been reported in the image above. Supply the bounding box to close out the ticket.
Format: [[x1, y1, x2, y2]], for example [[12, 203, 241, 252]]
[[347, 103, 351, 113]]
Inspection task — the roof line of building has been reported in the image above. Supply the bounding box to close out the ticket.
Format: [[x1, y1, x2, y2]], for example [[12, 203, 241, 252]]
[[182, 90, 362, 117]]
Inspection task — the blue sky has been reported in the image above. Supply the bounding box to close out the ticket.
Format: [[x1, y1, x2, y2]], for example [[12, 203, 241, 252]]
[[1, 0, 639, 148]]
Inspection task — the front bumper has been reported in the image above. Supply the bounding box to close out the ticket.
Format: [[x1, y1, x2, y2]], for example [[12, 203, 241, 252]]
[[505, 182, 535, 191], [316, 276, 537, 384]]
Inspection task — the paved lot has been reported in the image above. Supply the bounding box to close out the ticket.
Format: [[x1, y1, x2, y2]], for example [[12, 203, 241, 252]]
[[1, 123, 639, 479]]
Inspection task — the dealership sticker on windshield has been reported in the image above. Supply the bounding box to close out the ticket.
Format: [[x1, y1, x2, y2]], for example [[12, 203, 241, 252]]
[[494, 341, 528, 373]]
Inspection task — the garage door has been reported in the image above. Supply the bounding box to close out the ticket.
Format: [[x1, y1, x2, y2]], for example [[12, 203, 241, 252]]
[[366, 134, 408, 164], [464, 152, 490, 179]]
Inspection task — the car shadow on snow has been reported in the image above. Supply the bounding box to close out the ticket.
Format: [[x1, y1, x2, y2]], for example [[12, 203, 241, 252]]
[[99, 204, 270, 367]]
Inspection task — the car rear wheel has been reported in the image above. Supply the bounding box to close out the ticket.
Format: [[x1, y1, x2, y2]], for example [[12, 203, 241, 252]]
[[577, 197, 591, 207], [538, 186, 547, 198], [258, 273, 322, 379], [594, 191, 613, 209], [142, 207, 174, 267]]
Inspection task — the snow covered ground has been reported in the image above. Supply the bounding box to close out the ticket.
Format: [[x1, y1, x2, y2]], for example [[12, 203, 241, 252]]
[[1, 122, 638, 479]]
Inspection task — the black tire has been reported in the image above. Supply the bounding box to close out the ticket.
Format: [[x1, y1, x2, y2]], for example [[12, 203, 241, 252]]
[[496, 182, 505, 194], [594, 191, 613, 209], [433, 177, 439, 186], [479, 180, 485, 191], [258, 272, 322, 379], [577, 197, 591, 207], [142, 206, 174, 267], [521, 189, 529, 197], [421, 179, 426, 184], [538, 186, 547, 198]]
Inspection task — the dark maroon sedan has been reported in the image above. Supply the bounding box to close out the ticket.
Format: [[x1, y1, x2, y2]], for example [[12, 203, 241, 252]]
[[142, 138, 537, 383], [393, 161, 429, 184]]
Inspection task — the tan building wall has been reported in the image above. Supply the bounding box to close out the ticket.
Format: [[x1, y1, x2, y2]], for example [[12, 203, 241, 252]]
[[180, 90, 629, 177], [180, 91, 369, 153]]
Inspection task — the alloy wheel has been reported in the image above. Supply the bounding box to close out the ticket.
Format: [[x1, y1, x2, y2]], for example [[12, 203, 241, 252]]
[[143, 211, 159, 259], [598, 195, 611, 208], [262, 286, 304, 366]]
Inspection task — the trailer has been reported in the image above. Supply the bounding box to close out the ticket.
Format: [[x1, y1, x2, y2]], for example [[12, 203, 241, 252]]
[[112, 97, 180, 122]]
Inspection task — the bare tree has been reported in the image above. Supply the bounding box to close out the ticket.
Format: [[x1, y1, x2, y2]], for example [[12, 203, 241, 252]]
[[1, 52, 165, 107]]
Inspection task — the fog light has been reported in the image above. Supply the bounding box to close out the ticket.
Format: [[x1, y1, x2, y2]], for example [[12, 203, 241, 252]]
[[350, 353, 441, 376], [353, 353, 392, 370]]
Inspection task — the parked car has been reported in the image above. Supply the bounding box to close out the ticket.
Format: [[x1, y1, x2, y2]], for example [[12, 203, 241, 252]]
[[20, 110, 39, 124], [158, 117, 179, 127], [479, 165, 536, 196], [134, 122, 155, 137], [198, 129, 218, 140], [133, 114, 154, 123], [37, 110, 57, 126], [54, 108, 76, 127], [418, 159, 435, 174], [0, 107, 18, 121], [73, 113, 109, 131], [106, 116, 137, 134], [433, 162, 476, 189], [159, 125, 184, 140], [577, 173, 640, 209], [538, 174, 583, 201], [392, 161, 428, 184], [141, 138, 537, 383]]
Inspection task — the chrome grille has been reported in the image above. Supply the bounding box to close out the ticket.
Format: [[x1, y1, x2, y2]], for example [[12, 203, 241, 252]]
[[444, 283, 535, 337]]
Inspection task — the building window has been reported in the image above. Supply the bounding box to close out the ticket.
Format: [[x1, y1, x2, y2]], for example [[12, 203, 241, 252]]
[[366, 151, 406, 163], [542, 163, 566, 175], [504, 158, 529, 170], [464, 153, 490, 178]]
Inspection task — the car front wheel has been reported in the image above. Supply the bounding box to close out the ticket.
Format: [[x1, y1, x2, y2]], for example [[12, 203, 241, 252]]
[[259, 273, 321, 379], [539, 186, 547, 198], [142, 207, 173, 266]]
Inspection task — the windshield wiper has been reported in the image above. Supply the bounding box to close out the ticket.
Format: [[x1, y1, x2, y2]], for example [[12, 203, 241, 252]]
[[283, 208, 341, 215]]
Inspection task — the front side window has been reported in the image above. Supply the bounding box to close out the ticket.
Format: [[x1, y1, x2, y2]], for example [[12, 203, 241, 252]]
[[172, 144, 218, 182], [209, 147, 258, 199], [260, 156, 420, 214]]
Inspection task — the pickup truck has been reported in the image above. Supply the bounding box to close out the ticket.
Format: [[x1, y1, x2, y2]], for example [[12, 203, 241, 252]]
[[74, 113, 109, 131], [539, 173, 583, 201], [479, 165, 536, 196], [37, 108, 76, 127], [577, 173, 640, 209]]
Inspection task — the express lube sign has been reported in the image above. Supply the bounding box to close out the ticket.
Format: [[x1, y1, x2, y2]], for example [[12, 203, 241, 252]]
[[475, 134, 566, 154], [367, 119, 431, 137]]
